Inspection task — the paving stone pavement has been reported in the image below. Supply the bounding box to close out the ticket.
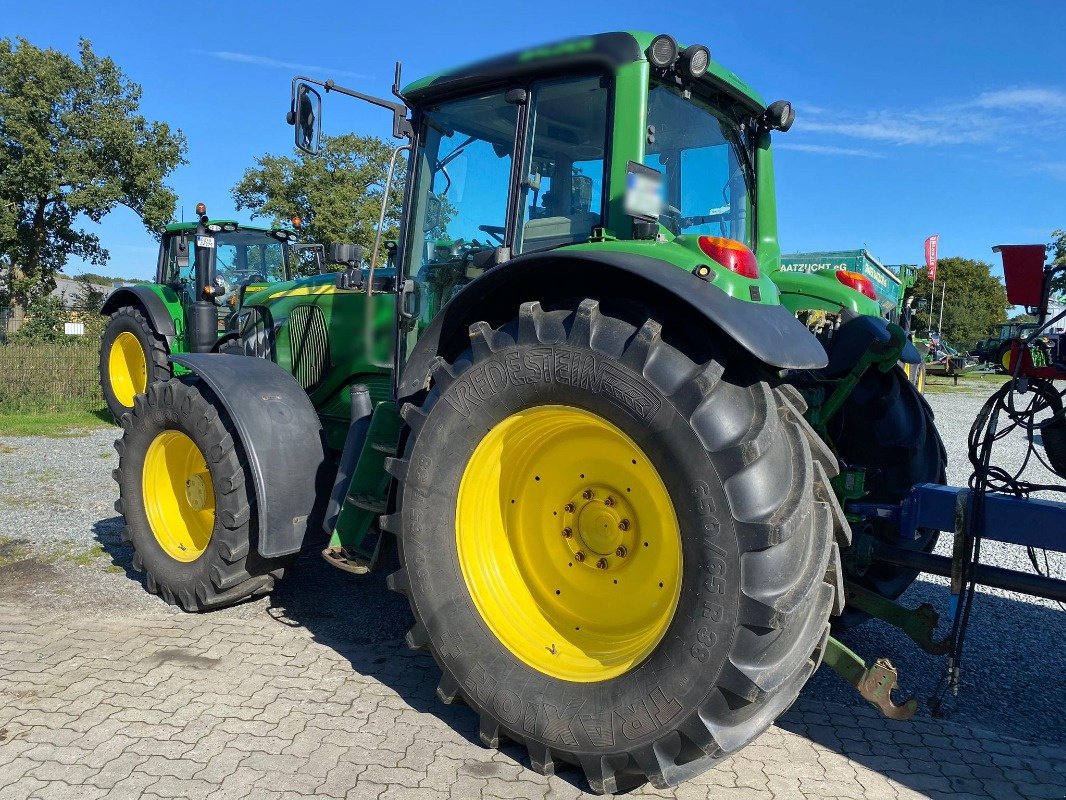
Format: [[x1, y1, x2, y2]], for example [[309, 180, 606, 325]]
[[1, 593, 1064, 800]]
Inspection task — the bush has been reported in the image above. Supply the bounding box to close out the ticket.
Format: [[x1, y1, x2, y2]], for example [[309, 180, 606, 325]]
[[0, 339, 103, 413]]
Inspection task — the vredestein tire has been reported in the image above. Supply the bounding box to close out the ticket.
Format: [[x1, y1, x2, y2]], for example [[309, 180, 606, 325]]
[[383, 299, 847, 793], [113, 377, 292, 611], [100, 306, 171, 422], [828, 364, 947, 611]]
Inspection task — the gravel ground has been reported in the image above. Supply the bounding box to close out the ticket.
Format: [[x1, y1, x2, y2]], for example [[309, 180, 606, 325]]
[[0, 376, 1063, 749]]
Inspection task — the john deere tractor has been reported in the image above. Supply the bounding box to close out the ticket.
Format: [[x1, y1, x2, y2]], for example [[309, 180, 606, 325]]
[[111, 33, 944, 793], [97, 206, 316, 420]]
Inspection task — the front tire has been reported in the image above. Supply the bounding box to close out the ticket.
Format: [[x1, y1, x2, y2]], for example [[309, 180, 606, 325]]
[[828, 365, 947, 606], [100, 307, 170, 421], [384, 300, 845, 793], [113, 378, 291, 611]]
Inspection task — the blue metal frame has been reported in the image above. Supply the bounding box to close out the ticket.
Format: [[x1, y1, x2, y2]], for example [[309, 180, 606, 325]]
[[850, 483, 1066, 553]]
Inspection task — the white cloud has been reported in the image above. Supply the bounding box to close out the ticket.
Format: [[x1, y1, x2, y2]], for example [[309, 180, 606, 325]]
[[775, 142, 884, 158], [969, 87, 1066, 111], [208, 51, 370, 80], [794, 86, 1066, 147]]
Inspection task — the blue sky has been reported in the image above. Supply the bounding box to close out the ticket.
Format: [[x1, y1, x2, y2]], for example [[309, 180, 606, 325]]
[[5, 0, 1065, 280]]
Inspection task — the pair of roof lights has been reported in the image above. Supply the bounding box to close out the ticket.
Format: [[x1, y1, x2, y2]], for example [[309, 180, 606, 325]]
[[646, 34, 710, 79]]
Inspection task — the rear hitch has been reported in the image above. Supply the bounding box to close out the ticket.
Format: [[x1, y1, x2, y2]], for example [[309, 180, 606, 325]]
[[822, 636, 917, 721], [845, 582, 952, 656]]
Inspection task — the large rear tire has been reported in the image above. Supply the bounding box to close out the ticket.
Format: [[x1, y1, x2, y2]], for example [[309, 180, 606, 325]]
[[113, 378, 292, 611], [384, 300, 846, 793], [828, 365, 947, 607], [100, 307, 171, 422]]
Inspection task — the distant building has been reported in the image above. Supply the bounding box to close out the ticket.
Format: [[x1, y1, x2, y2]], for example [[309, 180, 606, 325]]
[[50, 275, 115, 309]]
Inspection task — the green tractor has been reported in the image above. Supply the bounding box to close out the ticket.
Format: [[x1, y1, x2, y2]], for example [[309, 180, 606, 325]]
[[111, 32, 944, 793], [97, 206, 321, 420]]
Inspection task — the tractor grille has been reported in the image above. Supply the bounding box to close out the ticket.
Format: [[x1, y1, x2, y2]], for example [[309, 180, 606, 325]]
[[288, 304, 330, 392]]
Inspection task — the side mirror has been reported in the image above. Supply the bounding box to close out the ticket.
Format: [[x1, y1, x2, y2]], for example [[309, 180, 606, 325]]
[[423, 194, 443, 233], [328, 243, 364, 290], [288, 82, 323, 154]]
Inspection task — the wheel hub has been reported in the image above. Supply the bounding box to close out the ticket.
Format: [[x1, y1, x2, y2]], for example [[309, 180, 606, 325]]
[[184, 473, 209, 512], [565, 485, 634, 563]]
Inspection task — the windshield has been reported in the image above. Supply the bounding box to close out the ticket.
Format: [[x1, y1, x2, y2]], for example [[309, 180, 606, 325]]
[[644, 83, 753, 245], [214, 230, 289, 288]]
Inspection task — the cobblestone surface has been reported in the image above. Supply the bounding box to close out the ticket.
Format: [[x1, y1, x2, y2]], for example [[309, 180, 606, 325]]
[[1, 573, 1065, 799]]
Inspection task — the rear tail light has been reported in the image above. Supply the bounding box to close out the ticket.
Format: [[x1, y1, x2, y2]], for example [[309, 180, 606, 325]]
[[835, 269, 878, 301], [697, 236, 760, 279]]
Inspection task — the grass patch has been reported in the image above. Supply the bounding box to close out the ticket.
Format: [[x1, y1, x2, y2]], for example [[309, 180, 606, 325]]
[[924, 370, 1011, 394], [0, 409, 112, 437]]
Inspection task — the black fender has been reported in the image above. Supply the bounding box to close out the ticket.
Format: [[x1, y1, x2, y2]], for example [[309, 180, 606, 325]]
[[101, 286, 178, 340], [398, 249, 827, 401], [171, 354, 329, 558], [824, 314, 922, 378]]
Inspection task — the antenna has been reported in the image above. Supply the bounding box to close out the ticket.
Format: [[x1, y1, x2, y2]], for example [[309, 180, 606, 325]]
[[392, 61, 403, 100]]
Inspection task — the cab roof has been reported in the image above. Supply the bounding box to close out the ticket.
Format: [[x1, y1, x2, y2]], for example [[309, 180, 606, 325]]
[[164, 220, 291, 234], [402, 31, 765, 114]]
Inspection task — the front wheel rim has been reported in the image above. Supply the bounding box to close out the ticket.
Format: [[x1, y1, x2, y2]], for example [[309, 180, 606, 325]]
[[109, 331, 148, 407], [142, 430, 215, 562], [455, 405, 682, 682]]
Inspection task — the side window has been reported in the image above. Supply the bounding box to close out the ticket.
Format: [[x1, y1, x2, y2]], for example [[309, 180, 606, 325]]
[[516, 76, 609, 254], [161, 234, 193, 284], [404, 91, 518, 341]]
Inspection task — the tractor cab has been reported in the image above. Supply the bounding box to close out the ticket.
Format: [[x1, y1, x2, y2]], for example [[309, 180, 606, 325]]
[[157, 208, 303, 332]]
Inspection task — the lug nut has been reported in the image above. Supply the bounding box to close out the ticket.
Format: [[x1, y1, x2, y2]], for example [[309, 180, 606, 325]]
[[604, 496, 615, 507], [574, 551, 586, 562], [582, 489, 594, 500], [615, 546, 628, 558], [564, 503, 575, 513], [618, 519, 630, 531], [562, 527, 573, 538], [596, 558, 609, 570]]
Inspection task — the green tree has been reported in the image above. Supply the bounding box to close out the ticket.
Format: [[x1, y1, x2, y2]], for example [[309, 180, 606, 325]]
[[1051, 229, 1066, 295], [0, 37, 186, 314], [75, 276, 106, 313], [912, 256, 1008, 350], [232, 133, 404, 271]]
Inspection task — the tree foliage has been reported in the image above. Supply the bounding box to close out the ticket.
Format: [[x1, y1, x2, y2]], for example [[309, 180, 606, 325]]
[[1051, 228, 1066, 295], [912, 256, 1008, 350], [232, 134, 404, 269], [0, 37, 186, 309]]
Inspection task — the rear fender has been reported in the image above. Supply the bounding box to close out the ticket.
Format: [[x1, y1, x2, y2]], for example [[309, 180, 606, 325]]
[[771, 269, 882, 317], [171, 354, 329, 558], [398, 250, 828, 402]]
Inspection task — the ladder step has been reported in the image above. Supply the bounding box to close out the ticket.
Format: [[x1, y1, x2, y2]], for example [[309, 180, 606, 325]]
[[346, 493, 387, 514]]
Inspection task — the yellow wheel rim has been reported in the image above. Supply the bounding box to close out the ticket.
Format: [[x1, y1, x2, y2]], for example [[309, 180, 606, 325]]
[[142, 431, 215, 562], [1001, 349, 1012, 372], [456, 405, 682, 682], [916, 365, 925, 394], [109, 331, 148, 408]]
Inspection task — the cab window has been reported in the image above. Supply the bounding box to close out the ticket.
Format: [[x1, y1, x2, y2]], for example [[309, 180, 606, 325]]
[[161, 233, 193, 284], [515, 76, 609, 254]]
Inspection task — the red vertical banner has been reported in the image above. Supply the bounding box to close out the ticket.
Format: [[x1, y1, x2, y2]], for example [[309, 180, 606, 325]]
[[925, 235, 939, 280]]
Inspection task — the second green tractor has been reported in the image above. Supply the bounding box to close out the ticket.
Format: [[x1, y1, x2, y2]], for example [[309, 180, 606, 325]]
[[110, 32, 944, 794]]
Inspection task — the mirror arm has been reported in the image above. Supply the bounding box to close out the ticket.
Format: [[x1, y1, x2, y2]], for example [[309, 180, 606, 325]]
[[312, 76, 413, 139]]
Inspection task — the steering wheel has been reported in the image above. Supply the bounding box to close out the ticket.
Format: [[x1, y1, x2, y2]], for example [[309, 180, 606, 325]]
[[478, 224, 506, 245]]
